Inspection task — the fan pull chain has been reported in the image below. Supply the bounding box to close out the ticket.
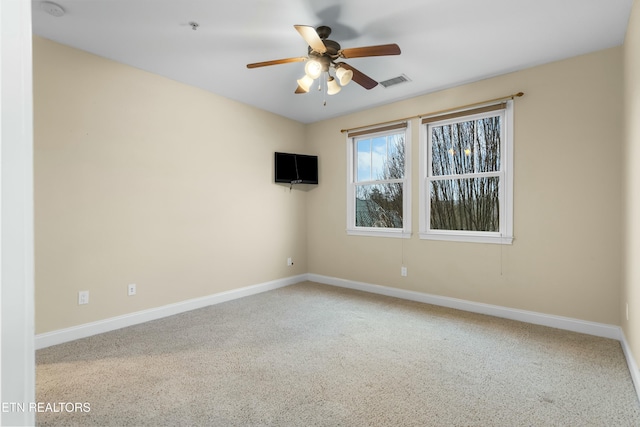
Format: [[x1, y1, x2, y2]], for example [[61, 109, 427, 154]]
[[322, 72, 327, 106]]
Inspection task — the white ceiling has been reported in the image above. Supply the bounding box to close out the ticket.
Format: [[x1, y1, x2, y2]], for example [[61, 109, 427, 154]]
[[31, 0, 632, 124]]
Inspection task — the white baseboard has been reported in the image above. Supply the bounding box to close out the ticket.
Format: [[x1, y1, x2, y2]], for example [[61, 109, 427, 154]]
[[620, 330, 640, 402], [36, 272, 640, 402], [310, 274, 640, 401], [35, 274, 307, 350], [38, 273, 623, 349], [307, 273, 623, 341]]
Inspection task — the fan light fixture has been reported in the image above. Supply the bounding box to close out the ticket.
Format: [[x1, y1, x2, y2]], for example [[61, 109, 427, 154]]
[[335, 65, 353, 86], [297, 59, 351, 98], [296, 75, 314, 93], [304, 60, 323, 79], [327, 76, 341, 95]]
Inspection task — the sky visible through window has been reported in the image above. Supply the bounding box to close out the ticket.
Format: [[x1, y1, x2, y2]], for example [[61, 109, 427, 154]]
[[357, 135, 401, 182]]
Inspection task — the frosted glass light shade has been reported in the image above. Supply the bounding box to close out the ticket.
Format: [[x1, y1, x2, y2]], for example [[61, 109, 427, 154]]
[[296, 75, 314, 93], [336, 67, 353, 86], [304, 60, 322, 79], [327, 77, 341, 95]]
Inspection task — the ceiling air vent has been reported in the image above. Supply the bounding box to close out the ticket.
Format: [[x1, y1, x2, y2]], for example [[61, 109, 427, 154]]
[[379, 74, 411, 88]]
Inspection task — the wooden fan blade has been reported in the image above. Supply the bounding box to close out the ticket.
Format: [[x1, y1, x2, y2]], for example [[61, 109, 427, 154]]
[[246, 57, 307, 69], [340, 43, 401, 59], [294, 25, 327, 54], [339, 63, 378, 90]]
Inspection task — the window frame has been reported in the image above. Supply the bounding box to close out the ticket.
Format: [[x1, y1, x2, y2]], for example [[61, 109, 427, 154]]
[[419, 101, 513, 244], [346, 122, 411, 238]]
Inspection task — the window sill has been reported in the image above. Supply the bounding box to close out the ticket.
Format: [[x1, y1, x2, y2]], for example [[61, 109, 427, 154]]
[[419, 232, 513, 245], [347, 229, 412, 239]]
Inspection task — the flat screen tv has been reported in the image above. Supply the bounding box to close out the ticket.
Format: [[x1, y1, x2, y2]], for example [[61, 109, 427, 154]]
[[274, 152, 318, 185]]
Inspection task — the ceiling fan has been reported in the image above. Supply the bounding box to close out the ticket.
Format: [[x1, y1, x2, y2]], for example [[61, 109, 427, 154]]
[[246, 25, 401, 95]]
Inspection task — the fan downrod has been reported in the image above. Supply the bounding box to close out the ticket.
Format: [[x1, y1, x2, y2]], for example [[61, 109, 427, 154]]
[[316, 25, 332, 40]]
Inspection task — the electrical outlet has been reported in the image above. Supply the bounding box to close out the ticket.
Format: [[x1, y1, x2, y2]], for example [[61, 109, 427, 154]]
[[287, 257, 293, 266], [128, 283, 136, 296], [78, 291, 89, 305], [401, 266, 408, 277]]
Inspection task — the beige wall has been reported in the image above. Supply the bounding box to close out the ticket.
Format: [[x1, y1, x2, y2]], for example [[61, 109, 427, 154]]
[[33, 37, 308, 334], [34, 34, 626, 335], [307, 47, 623, 325], [624, 0, 640, 367]]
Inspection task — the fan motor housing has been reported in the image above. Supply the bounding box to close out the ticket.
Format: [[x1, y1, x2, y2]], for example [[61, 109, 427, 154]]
[[308, 39, 341, 58], [323, 39, 341, 57]]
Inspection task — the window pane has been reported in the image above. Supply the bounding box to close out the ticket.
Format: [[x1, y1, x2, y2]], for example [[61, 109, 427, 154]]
[[356, 183, 403, 228], [430, 177, 499, 232], [357, 139, 371, 182], [371, 137, 387, 179], [356, 134, 405, 182], [431, 116, 501, 176], [386, 134, 405, 180]]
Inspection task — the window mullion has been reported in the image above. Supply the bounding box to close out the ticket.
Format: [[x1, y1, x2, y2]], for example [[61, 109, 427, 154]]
[[428, 171, 502, 181], [356, 178, 404, 186]]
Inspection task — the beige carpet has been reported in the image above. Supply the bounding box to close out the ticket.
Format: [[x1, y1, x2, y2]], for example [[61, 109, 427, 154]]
[[36, 281, 640, 426]]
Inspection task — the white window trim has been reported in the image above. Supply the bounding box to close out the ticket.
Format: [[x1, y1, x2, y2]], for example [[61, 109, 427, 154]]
[[419, 101, 513, 244], [346, 123, 411, 238]]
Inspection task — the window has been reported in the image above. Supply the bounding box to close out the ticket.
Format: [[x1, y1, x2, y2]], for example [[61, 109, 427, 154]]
[[419, 102, 513, 244], [347, 123, 411, 238]]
